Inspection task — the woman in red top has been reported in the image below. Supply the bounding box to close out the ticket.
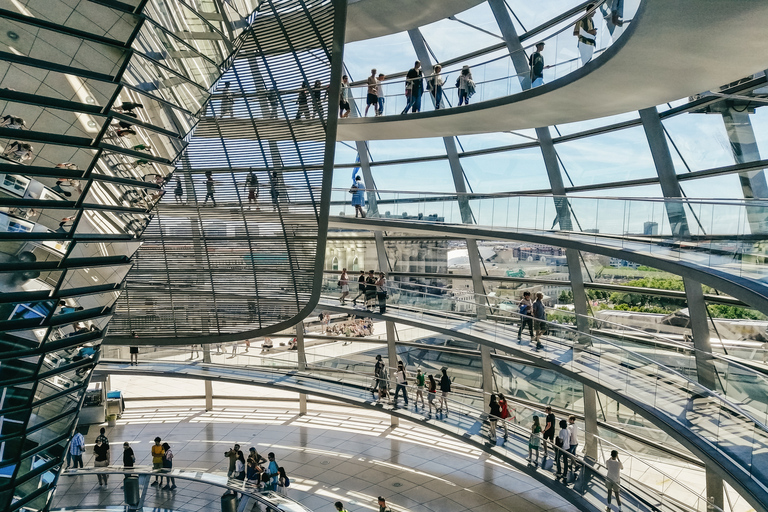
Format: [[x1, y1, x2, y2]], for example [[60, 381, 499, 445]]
[[498, 393, 511, 441]]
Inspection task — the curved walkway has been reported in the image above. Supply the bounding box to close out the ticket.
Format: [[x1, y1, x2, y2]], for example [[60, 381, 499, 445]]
[[336, 0, 768, 140], [96, 360, 700, 512], [329, 215, 768, 314], [60, 466, 307, 511], [313, 299, 768, 512]]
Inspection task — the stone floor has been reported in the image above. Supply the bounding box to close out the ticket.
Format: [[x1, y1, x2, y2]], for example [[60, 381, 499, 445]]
[[51, 376, 577, 512]]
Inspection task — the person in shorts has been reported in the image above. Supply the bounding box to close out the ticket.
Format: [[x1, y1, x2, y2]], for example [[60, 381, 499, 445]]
[[150, 437, 164, 486], [376, 73, 386, 115], [339, 75, 351, 118], [365, 69, 378, 116]]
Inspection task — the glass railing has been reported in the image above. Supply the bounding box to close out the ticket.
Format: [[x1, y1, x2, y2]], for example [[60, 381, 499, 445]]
[[327, 189, 768, 282], [307, 289, 768, 496], [320, 278, 768, 423], [97, 357, 719, 512], [342, 0, 640, 117], [60, 466, 311, 511]]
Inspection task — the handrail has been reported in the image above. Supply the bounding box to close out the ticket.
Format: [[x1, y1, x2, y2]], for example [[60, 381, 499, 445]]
[[60, 465, 311, 511], [317, 287, 768, 439], [98, 360, 720, 512], [326, 278, 768, 418]]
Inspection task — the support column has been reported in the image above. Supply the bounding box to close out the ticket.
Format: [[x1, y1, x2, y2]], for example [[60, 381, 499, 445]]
[[203, 344, 213, 411], [639, 107, 690, 236], [582, 385, 598, 460], [467, 238, 488, 320], [386, 321, 399, 427], [682, 278, 718, 390], [354, 140, 379, 216], [487, 0, 531, 90], [296, 321, 307, 415], [480, 346, 493, 413], [408, 29, 473, 223], [721, 108, 768, 234]]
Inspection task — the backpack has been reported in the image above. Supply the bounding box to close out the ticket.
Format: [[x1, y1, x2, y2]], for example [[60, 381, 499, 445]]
[[518, 303, 529, 315], [455, 76, 461, 88], [283, 476, 290, 487], [555, 436, 564, 447]]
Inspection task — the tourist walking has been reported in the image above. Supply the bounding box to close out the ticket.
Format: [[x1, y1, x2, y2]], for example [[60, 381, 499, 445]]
[[339, 75, 351, 118], [393, 361, 409, 408], [277, 467, 290, 495], [428, 64, 445, 109], [415, 368, 426, 409], [517, 291, 534, 342], [529, 41, 549, 87], [371, 354, 384, 397], [233, 450, 246, 482], [378, 496, 392, 512], [68, 430, 85, 469], [377, 361, 390, 403], [161, 442, 176, 489], [533, 292, 546, 350], [221, 81, 234, 117], [376, 272, 387, 314], [364, 270, 377, 311], [295, 80, 311, 120], [94, 438, 110, 486], [439, 367, 451, 415], [174, 177, 183, 203], [335, 502, 350, 512], [574, 4, 597, 65], [245, 171, 258, 206], [427, 374, 437, 417], [498, 393, 510, 440], [266, 452, 279, 491], [556, 419, 571, 481], [351, 175, 366, 218], [528, 416, 542, 466], [542, 406, 556, 461], [401, 61, 424, 114], [606, 450, 624, 512], [365, 69, 378, 116], [376, 73, 386, 115], [488, 394, 501, 442], [352, 270, 366, 305], [203, 171, 216, 206], [457, 65, 473, 106], [339, 268, 350, 304]]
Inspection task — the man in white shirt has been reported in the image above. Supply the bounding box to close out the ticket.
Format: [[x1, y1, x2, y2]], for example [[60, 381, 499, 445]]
[[605, 450, 624, 512], [556, 419, 571, 480], [567, 415, 579, 455]]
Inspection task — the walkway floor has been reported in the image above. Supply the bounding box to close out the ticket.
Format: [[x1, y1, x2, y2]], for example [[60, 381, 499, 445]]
[[53, 383, 575, 512]]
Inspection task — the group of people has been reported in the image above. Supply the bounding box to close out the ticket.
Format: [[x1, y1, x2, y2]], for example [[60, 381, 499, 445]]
[[323, 317, 374, 337], [224, 443, 289, 494], [194, 169, 283, 209], [517, 291, 547, 350], [370, 359, 453, 418], [340, 268, 387, 314]]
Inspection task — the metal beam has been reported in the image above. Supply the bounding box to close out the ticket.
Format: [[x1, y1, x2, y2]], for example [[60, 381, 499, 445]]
[[487, 0, 531, 90], [639, 107, 690, 237], [386, 321, 399, 427]]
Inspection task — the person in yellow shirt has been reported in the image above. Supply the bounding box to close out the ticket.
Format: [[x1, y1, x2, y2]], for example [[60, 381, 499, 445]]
[[150, 437, 165, 486]]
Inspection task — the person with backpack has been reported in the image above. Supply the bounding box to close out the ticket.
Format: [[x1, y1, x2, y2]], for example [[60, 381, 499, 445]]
[[68, 430, 85, 468], [377, 361, 390, 404], [93, 438, 110, 486], [556, 419, 571, 481], [123, 442, 135, 468], [517, 291, 534, 342], [277, 466, 290, 495], [335, 502, 350, 512], [364, 270, 377, 311], [376, 272, 387, 314], [266, 452, 279, 491], [393, 361, 409, 408], [488, 394, 501, 442], [161, 442, 176, 490], [605, 450, 624, 512], [428, 64, 445, 109], [457, 66, 473, 106]]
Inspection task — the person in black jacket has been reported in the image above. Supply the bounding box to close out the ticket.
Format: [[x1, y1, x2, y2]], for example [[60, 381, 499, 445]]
[[439, 367, 451, 415], [488, 394, 502, 442], [400, 61, 424, 114], [529, 42, 549, 87], [351, 270, 366, 306]]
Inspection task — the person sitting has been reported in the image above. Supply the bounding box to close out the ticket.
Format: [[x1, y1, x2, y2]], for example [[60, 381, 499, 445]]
[[287, 338, 298, 350], [262, 337, 274, 352]]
